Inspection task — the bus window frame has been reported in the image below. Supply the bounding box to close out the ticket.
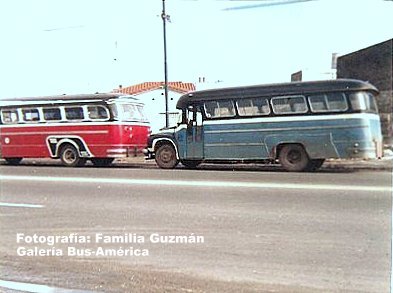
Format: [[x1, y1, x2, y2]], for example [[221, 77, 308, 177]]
[[64, 106, 85, 121], [42, 107, 63, 122], [308, 92, 348, 113], [1, 108, 19, 124], [271, 95, 308, 115], [21, 107, 41, 123], [86, 105, 110, 121], [349, 92, 378, 113], [203, 100, 236, 119], [112, 101, 148, 123], [236, 97, 271, 117]]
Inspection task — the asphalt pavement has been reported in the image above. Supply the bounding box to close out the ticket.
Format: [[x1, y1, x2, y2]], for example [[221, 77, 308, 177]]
[[0, 160, 392, 292]]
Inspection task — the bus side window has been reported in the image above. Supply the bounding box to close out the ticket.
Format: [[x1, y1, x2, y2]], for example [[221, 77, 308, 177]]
[[218, 101, 235, 117], [327, 93, 347, 111], [237, 99, 253, 116], [43, 108, 62, 121], [204, 101, 218, 118], [308, 95, 328, 112], [272, 98, 291, 113], [22, 108, 40, 122], [309, 93, 347, 112], [204, 101, 235, 118], [87, 105, 109, 120], [65, 106, 84, 120], [272, 96, 307, 114], [237, 98, 270, 116], [1, 109, 18, 124]]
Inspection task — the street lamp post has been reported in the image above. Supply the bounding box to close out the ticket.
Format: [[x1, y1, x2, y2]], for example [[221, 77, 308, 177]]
[[161, 0, 169, 128]]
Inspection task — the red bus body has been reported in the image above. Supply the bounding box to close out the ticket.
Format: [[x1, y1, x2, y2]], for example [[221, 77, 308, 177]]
[[0, 93, 150, 166]]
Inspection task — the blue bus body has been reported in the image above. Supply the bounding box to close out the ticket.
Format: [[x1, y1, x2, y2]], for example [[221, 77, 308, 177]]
[[145, 79, 383, 171]]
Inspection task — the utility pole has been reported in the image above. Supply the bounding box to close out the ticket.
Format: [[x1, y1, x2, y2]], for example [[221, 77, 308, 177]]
[[161, 0, 169, 128]]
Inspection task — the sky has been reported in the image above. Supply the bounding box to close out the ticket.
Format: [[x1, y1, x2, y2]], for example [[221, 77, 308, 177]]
[[0, 0, 392, 98]]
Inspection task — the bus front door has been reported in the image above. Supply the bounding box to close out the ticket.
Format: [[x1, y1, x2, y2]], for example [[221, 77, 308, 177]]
[[186, 108, 204, 159]]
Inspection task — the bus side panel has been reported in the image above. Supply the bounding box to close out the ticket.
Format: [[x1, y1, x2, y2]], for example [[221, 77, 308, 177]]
[[174, 128, 187, 159], [264, 133, 338, 159], [74, 124, 114, 158], [203, 114, 382, 161], [130, 125, 150, 153], [0, 125, 51, 158], [203, 122, 270, 160], [0, 123, 150, 159], [330, 115, 382, 159], [76, 124, 150, 158]]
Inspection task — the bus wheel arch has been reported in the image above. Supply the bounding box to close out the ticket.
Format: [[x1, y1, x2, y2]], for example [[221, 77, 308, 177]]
[[154, 140, 179, 169], [277, 143, 310, 172], [59, 143, 86, 167]]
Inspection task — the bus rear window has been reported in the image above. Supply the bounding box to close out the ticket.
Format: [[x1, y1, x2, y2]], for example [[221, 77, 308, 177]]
[[308, 93, 348, 112], [349, 92, 378, 113]]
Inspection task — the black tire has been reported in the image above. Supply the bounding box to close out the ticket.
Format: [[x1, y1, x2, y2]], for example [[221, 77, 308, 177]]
[[155, 144, 178, 169], [279, 144, 310, 172], [181, 160, 202, 169], [306, 159, 325, 171], [4, 158, 23, 165], [60, 144, 86, 167], [91, 158, 114, 167]]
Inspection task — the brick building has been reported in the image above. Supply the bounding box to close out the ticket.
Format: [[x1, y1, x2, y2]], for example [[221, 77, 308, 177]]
[[336, 39, 393, 147]]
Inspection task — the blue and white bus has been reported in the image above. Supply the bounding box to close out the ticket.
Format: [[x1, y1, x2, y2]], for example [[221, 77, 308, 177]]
[[144, 79, 383, 171]]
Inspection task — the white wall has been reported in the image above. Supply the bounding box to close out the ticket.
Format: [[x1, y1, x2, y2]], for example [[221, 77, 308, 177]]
[[135, 89, 182, 133]]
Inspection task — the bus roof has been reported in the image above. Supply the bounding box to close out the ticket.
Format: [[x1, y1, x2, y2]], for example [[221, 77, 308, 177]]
[[0, 93, 138, 107], [176, 79, 379, 109]]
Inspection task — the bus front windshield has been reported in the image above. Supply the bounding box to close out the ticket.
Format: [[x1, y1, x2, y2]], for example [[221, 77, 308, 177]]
[[114, 103, 148, 122]]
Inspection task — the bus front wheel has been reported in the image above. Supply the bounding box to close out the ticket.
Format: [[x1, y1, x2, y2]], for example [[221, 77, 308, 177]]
[[60, 144, 86, 167], [279, 144, 310, 172], [155, 144, 178, 169]]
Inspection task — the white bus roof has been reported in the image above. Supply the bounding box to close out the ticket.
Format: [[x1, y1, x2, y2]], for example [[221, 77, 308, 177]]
[[0, 93, 141, 107]]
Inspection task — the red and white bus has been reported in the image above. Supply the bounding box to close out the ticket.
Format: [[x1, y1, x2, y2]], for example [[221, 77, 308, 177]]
[[0, 93, 150, 167]]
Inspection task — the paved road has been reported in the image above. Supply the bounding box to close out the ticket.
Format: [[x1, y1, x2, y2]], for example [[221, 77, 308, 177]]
[[0, 162, 391, 292]]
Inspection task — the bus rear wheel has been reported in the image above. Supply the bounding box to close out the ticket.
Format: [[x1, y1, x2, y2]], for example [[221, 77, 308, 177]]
[[4, 158, 23, 165], [155, 144, 178, 169], [91, 158, 114, 167], [279, 144, 310, 172], [60, 144, 86, 167]]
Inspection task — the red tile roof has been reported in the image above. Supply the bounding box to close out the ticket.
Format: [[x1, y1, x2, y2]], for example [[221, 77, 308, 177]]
[[113, 82, 196, 95]]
